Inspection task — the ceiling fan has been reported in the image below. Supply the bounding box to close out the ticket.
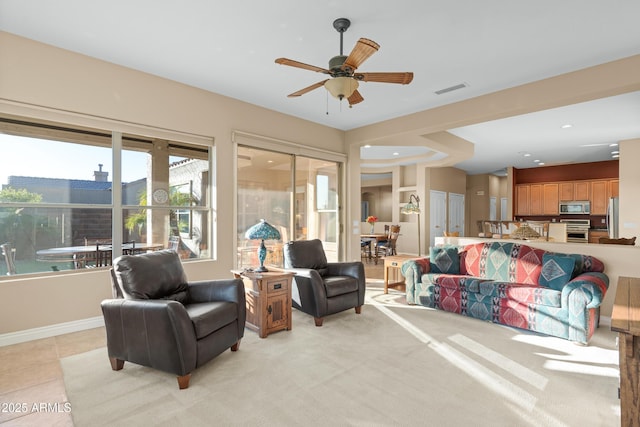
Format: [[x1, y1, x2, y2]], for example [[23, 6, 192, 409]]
[[275, 18, 414, 107]]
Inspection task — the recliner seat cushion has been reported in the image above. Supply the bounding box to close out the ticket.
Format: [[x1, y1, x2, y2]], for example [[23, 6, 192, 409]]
[[112, 250, 189, 301], [323, 276, 359, 297], [186, 301, 238, 339]]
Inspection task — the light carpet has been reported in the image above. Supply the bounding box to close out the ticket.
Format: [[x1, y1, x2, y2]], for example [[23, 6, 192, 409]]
[[61, 287, 620, 426]]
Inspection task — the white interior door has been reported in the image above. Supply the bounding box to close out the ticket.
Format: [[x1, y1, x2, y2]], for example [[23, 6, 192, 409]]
[[489, 196, 497, 220], [448, 192, 465, 235], [500, 197, 508, 220], [430, 190, 447, 247]]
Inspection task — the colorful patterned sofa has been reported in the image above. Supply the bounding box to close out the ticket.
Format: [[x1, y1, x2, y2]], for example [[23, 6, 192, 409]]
[[401, 242, 609, 344]]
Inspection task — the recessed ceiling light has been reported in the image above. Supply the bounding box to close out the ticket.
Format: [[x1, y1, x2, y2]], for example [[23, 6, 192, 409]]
[[393, 152, 399, 156], [610, 143, 619, 147], [611, 151, 619, 154], [523, 153, 531, 157], [364, 144, 371, 148], [561, 124, 573, 129], [267, 160, 273, 163], [538, 162, 545, 166], [534, 159, 540, 163], [612, 154, 620, 158]]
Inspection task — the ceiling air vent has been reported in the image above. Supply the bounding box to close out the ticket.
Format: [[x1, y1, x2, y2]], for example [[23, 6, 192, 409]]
[[434, 82, 468, 95]]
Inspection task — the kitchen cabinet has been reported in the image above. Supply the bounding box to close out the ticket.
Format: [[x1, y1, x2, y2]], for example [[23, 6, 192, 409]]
[[543, 183, 559, 215], [529, 184, 543, 215], [515, 184, 530, 215], [610, 179, 619, 198], [575, 181, 591, 201], [591, 180, 608, 215], [589, 229, 608, 244], [560, 181, 590, 201]]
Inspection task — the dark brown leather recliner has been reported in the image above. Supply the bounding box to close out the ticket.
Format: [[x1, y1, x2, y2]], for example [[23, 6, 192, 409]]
[[101, 250, 245, 389], [283, 239, 365, 326]]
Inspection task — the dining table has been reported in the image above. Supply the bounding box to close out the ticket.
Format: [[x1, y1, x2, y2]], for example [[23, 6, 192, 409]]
[[36, 242, 164, 268], [360, 233, 389, 265]]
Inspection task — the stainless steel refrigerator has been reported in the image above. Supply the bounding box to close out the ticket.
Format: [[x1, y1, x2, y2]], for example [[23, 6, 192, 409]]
[[606, 197, 619, 238]]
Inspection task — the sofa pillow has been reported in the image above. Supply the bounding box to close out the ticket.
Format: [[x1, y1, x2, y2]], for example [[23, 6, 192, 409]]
[[539, 253, 576, 291], [429, 246, 460, 274]]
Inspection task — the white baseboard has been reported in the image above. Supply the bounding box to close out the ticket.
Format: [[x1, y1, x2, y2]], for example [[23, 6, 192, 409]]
[[0, 316, 105, 347]]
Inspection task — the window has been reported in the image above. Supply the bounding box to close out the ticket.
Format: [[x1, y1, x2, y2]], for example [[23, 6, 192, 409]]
[[0, 116, 213, 276]]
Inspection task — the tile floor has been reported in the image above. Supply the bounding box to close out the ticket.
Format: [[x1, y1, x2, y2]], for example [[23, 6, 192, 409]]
[[0, 259, 386, 426]]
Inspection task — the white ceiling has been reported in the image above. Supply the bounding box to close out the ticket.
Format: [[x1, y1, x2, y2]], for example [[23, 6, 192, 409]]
[[1, 0, 639, 175]]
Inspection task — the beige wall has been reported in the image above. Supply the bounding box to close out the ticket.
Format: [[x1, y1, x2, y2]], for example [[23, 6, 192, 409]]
[[1, 30, 640, 338], [0, 32, 345, 335]]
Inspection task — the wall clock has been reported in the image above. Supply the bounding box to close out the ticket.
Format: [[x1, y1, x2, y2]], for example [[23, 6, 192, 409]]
[[152, 188, 169, 204]]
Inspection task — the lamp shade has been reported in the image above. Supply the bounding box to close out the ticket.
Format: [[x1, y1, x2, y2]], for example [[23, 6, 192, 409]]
[[400, 194, 421, 256], [245, 219, 281, 272], [245, 219, 281, 241], [401, 197, 421, 214], [324, 77, 359, 100]]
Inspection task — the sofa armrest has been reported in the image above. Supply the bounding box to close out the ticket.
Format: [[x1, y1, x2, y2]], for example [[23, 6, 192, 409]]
[[561, 272, 609, 309], [401, 258, 431, 305], [100, 299, 197, 376]]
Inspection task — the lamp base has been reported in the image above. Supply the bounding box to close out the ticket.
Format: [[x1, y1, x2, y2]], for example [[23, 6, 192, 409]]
[[254, 265, 269, 273]]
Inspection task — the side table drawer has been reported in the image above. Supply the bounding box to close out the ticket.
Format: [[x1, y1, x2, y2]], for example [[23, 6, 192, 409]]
[[266, 277, 289, 294]]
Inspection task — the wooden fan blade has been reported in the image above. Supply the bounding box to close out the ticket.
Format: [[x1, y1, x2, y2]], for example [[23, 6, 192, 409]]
[[287, 80, 329, 97], [342, 38, 380, 71], [348, 90, 364, 106], [275, 58, 330, 74], [355, 72, 414, 84]]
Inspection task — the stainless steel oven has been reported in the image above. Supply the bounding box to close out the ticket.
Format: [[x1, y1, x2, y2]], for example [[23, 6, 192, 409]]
[[560, 219, 590, 243]]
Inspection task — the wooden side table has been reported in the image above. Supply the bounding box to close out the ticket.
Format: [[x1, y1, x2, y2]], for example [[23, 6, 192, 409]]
[[232, 270, 294, 338], [611, 276, 640, 426], [383, 255, 418, 294]]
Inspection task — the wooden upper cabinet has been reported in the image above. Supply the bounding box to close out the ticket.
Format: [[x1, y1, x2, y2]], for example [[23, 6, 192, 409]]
[[559, 182, 574, 201], [543, 183, 559, 215], [610, 179, 619, 198], [574, 181, 591, 201], [529, 184, 543, 215], [515, 184, 530, 215], [591, 180, 608, 215]]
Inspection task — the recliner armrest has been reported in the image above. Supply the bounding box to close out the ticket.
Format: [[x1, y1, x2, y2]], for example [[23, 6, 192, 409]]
[[100, 299, 197, 376], [326, 262, 364, 280], [188, 278, 245, 304]]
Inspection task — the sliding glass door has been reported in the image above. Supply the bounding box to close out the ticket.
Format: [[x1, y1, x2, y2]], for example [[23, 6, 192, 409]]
[[236, 146, 340, 270]]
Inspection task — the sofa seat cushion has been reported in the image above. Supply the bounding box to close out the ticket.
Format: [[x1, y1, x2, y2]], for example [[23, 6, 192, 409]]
[[323, 276, 359, 297], [186, 301, 237, 339], [425, 273, 561, 308], [424, 274, 489, 293]]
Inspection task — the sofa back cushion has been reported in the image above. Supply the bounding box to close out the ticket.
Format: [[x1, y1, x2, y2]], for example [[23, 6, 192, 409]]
[[111, 250, 189, 301], [460, 242, 545, 284], [429, 246, 460, 274], [539, 253, 576, 290]]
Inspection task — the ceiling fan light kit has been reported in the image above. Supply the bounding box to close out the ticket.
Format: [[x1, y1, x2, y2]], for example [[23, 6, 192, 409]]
[[275, 17, 413, 107], [324, 77, 359, 100]]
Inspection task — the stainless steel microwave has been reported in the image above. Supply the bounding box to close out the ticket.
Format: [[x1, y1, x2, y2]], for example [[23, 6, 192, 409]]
[[559, 201, 590, 215]]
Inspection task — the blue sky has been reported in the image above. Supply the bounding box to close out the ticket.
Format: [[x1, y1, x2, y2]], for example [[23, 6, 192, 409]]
[[0, 133, 148, 186]]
